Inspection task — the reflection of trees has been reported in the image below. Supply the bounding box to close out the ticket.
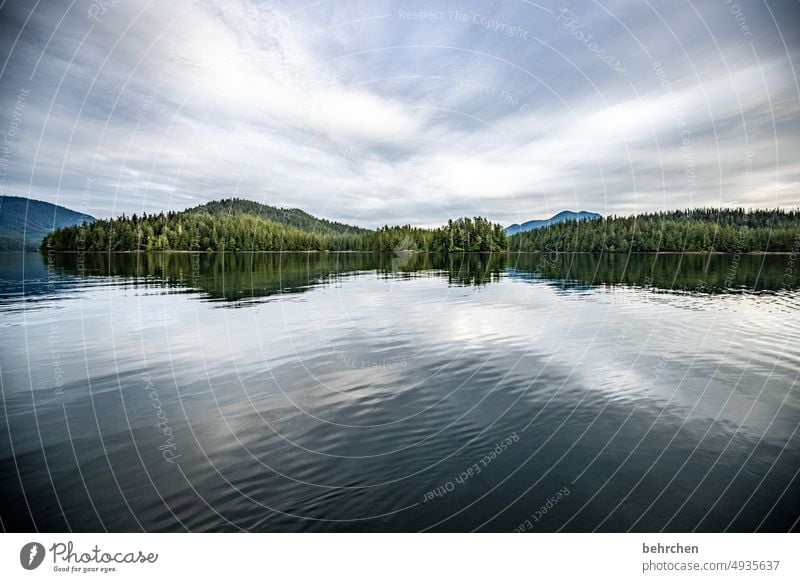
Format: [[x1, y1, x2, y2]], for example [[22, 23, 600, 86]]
[[52, 252, 381, 302], [45, 250, 799, 304], [439, 253, 507, 286], [506, 252, 797, 293], [375, 252, 508, 286]]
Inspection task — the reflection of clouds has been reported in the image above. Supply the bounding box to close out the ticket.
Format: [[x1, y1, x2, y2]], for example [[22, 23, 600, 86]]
[[2, 253, 798, 528], [419, 278, 799, 441]]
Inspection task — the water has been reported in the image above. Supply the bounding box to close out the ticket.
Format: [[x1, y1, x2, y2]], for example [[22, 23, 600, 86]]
[[1, 251, 798, 532]]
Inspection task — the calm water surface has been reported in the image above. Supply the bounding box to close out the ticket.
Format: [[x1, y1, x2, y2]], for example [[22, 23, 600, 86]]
[[1, 251, 798, 532]]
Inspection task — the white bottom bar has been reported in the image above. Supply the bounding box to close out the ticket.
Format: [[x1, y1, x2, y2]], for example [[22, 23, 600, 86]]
[[1, 533, 797, 581]]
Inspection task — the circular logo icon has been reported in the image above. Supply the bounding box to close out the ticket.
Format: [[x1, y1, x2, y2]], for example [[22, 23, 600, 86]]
[[20, 542, 45, 570]]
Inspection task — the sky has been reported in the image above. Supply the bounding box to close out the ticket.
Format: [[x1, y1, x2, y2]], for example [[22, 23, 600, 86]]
[[0, 0, 798, 227]]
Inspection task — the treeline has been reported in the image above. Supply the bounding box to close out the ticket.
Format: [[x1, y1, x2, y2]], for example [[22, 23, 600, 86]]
[[365, 218, 508, 252], [41, 211, 366, 251], [511, 208, 800, 253], [40, 202, 508, 253]]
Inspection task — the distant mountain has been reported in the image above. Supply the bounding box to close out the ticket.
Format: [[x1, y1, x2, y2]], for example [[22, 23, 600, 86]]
[[0, 196, 95, 251], [505, 210, 601, 235]]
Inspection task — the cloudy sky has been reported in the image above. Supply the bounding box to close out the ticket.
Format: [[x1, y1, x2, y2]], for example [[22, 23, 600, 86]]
[[0, 0, 798, 227]]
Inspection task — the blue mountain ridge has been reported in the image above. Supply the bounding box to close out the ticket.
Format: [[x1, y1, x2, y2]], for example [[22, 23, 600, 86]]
[[505, 210, 602, 235], [0, 195, 95, 250]]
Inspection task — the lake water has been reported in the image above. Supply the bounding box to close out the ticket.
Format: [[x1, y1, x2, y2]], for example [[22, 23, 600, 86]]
[[1, 251, 798, 532]]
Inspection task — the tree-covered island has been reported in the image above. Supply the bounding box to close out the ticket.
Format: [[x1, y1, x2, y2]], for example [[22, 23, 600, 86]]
[[41, 199, 799, 254], [41, 198, 509, 253]]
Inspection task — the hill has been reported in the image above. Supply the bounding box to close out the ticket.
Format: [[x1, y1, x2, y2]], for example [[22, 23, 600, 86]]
[[505, 210, 601, 235], [41, 198, 508, 252], [0, 196, 94, 251], [191, 198, 369, 235], [42, 197, 370, 252]]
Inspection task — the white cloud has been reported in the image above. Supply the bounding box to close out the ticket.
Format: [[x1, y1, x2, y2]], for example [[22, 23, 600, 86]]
[[1, 0, 798, 225]]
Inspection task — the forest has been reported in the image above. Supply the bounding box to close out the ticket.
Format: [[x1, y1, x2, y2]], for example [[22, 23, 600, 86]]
[[364, 218, 509, 252], [40, 198, 509, 253], [510, 208, 800, 253], [39, 202, 799, 254]]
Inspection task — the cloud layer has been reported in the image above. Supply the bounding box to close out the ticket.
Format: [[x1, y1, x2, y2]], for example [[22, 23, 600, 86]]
[[0, 0, 798, 226]]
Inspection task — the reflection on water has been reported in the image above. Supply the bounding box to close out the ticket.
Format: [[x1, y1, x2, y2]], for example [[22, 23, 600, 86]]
[[11, 250, 799, 306], [0, 251, 798, 532]]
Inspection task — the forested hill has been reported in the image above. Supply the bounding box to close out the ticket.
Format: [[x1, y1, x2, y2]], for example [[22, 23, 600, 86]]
[[0, 195, 94, 251], [191, 198, 368, 235], [42, 197, 369, 252], [510, 208, 800, 253], [41, 198, 509, 252]]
